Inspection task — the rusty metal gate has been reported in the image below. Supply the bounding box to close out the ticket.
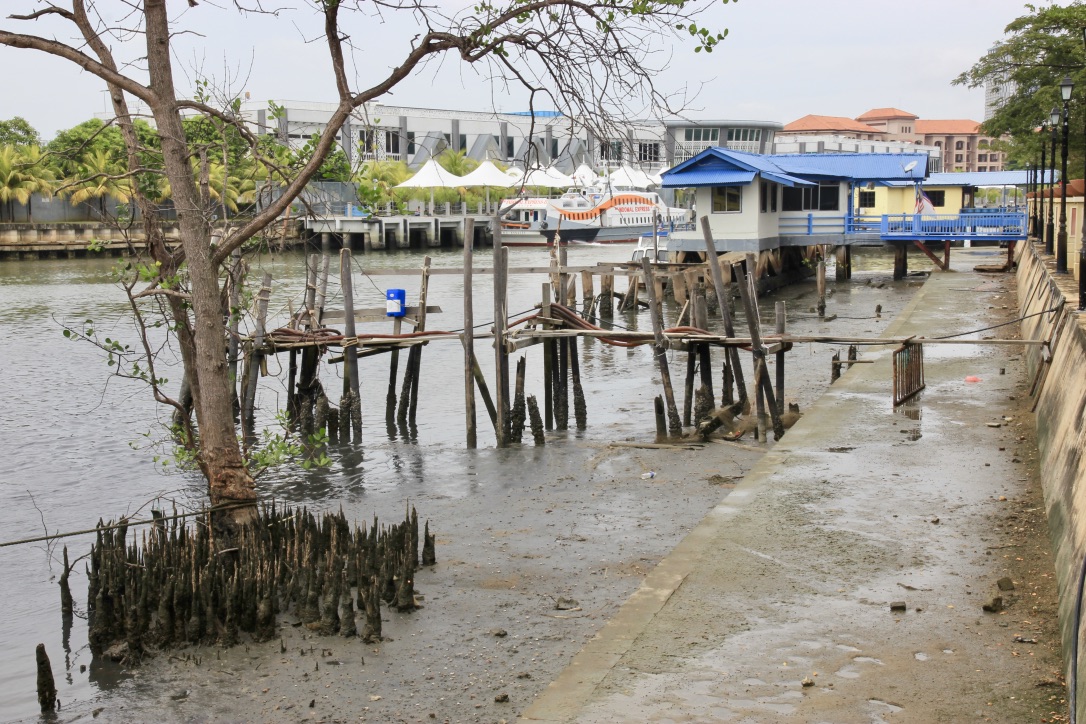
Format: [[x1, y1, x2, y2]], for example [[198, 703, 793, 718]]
[[892, 342, 925, 406]]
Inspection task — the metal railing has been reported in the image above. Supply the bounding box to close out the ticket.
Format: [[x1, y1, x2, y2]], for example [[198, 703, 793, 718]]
[[880, 211, 1027, 238], [892, 342, 925, 406]]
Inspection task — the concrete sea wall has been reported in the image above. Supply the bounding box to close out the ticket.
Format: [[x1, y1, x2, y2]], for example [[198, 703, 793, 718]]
[[1016, 241, 1086, 717]]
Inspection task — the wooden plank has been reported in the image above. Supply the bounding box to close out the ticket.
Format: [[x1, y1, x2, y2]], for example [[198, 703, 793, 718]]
[[322, 305, 442, 323]]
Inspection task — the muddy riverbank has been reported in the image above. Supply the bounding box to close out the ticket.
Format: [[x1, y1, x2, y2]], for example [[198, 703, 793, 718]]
[[0, 247, 1006, 722]]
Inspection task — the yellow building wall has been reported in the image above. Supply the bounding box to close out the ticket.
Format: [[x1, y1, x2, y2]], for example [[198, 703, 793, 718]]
[[859, 185, 968, 215]]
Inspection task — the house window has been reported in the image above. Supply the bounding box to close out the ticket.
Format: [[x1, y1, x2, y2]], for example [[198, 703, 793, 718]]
[[858, 190, 876, 208], [978, 154, 988, 162], [552, 139, 560, 158], [506, 136, 515, 158], [386, 130, 400, 155], [726, 128, 761, 142], [712, 186, 742, 213], [600, 140, 623, 161], [770, 183, 777, 212], [955, 154, 963, 163], [407, 131, 416, 155], [933, 141, 942, 147], [978, 166, 987, 172], [684, 128, 719, 143], [927, 190, 946, 207], [781, 182, 839, 211], [459, 134, 467, 152], [955, 141, 964, 150], [760, 181, 768, 213], [638, 142, 660, 163]]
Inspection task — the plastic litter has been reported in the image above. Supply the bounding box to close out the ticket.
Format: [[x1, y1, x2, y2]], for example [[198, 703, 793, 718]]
[[964, 376, 982, 383], [640, 471, 657, 480]]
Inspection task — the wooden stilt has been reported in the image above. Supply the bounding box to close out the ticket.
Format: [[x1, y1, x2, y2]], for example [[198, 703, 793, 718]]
[[511, 356, 527, 442], [386, 315, 402, 421], [894, 243, 908, 280], [408, 256, 432, 424], [463, 218, 477, 448], [242, 272, 272, 439], [600, 275, 614, 320], [556, 337, 569, 430], [569, 336, 587, 431], [493, 234, 510, 446], [542, 284, 554, 430], [775, 301, 786, 417], [817, 258, 826, 318], [694, 286, 714, 408], [469, 356, 498, 428], [641, 258, 682, 437], [699, 216, 748, 413], [581, 271, 594, 317], [654, 395, 667, 442], [228, 248, 243, 415], [733, 266, 785, 441], [340, 250, 362, 442], [835, 245, 848, 282], [683, 344, 696, 427]]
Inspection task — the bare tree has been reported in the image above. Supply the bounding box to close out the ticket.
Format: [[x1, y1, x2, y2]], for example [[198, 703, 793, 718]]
[[0, 0, 725, 529]]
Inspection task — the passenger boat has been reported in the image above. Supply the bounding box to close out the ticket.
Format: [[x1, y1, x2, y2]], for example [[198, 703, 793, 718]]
[[498, 188, 690, 246]]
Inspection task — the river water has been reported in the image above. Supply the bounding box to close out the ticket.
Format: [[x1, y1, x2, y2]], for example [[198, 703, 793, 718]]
[[0, 243, 951, 721]]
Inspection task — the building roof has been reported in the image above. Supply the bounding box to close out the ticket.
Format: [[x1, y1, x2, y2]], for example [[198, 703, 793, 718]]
[[856, 108, 918, 122], [915, 119, 982, 135], [662, 148, 928, 188], [661, 148, 812, 188], [782, 114, 882, 135], [772, 153, 928, 183], [883, 170, 1053, 188]]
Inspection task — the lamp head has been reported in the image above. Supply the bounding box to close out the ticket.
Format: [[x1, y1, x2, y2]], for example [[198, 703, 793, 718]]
[[1051, 106, 1061, 126], [1062, 75, 1075, 102]]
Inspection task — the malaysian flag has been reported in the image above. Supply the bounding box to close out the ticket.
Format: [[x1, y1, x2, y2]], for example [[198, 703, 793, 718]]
[[914, 186, 935, 214]]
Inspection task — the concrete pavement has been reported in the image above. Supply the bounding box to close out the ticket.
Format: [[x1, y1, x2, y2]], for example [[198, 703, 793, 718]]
[[522, 256, 1064, 722]]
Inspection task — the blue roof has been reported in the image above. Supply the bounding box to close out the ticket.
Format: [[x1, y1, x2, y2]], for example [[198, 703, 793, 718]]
[[883, 170, 1051, 187], [772, 153, 928, 182], [661, 148, 812, 188], [662, 147, 929, 189]]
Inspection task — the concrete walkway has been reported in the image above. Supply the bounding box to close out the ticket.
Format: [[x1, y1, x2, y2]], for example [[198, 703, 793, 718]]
[[522, 258, 1063, 722]]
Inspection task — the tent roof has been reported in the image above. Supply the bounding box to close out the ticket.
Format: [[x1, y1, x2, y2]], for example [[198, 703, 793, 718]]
[[456, 160, 515, 187], [395, 158, 463, 188]]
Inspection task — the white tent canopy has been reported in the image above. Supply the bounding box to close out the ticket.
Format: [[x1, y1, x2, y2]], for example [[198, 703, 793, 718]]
[[522, 166, 575, 188], [572, 164, 599, 187], [607, 165, 655, 189], [395, 158, 463, 189], [504, 167, 524, 182], [456, 160, 515, 187]]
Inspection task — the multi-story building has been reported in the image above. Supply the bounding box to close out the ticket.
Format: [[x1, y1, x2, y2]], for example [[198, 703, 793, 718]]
[[781, 109, 1003, 174], [983, 43, 1016, 121], [233, 99, 784, 176]]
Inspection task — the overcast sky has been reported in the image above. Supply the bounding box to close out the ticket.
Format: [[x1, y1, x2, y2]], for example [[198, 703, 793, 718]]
[[0, 0, 1041, 141]]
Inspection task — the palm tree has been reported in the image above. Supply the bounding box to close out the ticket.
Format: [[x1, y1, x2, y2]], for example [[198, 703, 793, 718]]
[[16, 146, 57, 222], [354, 159, 410, 210], [436, 150, 477, 207], [0, 145, 33, 221], [67, 149, 132, 219]]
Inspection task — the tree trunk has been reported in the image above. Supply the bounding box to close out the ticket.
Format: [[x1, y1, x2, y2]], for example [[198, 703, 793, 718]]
[[145, 0, 256, 528]]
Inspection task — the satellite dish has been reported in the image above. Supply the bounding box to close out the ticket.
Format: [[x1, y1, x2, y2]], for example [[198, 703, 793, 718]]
[[902, 160, 918, 173]]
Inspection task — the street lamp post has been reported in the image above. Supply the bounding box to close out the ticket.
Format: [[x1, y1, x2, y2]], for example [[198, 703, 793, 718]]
[[1041, 127, 1048, 248], [1048, 118, 1058, 256], [1058, 82, 1073, 272], [1028, 162, 1036, 238]]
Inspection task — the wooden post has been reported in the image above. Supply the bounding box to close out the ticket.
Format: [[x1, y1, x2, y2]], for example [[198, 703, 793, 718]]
[[570, 335, 587, 431], [227, 247, 243, 413], [36, 644, 56, 713], [470, 357, 499, 428], [600, 274, 614, 320], [694, 285, 714, 402], [581, 270, 594, 317], [542, 284, 554, 430], [683, 342, 696, 427], [242, 272, 271, 438], [316, 252, 331, 323], [493, 231, 510, 446], [642, 257, 682, 437], [699, 216, 748, 412], [559, 239, 571, 308], [775, 301, 786, 417], [835, 245, 848, 282], [408, 256, 432, 424], [557, 337, 569, 431], [816, 258, 826, 318], [894, 243, 908, 280], [463, 218, 477, 448], [340, 250, 363, 442], [654, 396, 667, 442], [733, 265, 785, 441], [386, 315, 402, 421]]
